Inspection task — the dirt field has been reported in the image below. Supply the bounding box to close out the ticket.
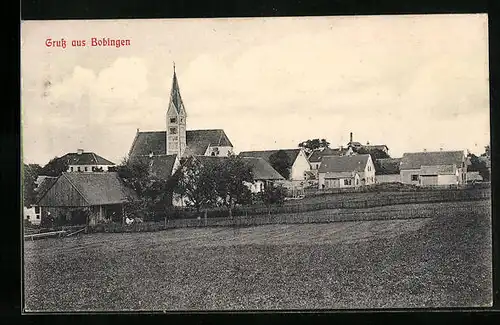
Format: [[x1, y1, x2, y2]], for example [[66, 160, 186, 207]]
[[23, 200, 492, 311]]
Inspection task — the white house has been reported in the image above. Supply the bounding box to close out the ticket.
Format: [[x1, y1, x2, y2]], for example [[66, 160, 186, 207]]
[[318, 154, 376, 189], [61, 149, 116, 172], [400, 150, 467, 186], [23, 206, 41, 225], [239, 148, 311, 181], [307, 147, 351, 171]]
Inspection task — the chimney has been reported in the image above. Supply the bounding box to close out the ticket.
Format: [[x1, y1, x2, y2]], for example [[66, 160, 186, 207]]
[[77, 149, 84, 155], [366, 141, 370, 145], [350, 132, 353, 143]]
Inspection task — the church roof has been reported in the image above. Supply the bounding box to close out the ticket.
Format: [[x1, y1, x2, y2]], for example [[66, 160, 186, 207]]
[[128, 129, 233, 158], [169, 67, 185, 115], [129, 154, 178, 179]]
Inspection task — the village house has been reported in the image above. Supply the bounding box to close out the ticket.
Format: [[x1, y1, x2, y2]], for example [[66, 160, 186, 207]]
[[36, 172, 138, 226], [347, 132, 389, 155], [128, 66, 234, 160], [238, 148, 311, 181], [318, 154, 376, 189], [375, 158, 401, 183], [400, 150, 467, 186], [61, 149, 116, 172], [307, 147, 350, 171]]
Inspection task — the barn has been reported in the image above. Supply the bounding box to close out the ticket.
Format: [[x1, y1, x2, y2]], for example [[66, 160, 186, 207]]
[[36, 172, 138, 226]]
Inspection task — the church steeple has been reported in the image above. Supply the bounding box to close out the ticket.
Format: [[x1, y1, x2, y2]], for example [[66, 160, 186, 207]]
[[166, 64, 187, 156]]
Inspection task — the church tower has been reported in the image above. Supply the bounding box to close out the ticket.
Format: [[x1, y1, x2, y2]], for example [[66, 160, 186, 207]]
[[166, 64, 187, 156]]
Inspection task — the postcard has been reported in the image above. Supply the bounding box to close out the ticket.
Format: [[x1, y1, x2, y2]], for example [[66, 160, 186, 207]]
[[21, 14, 492, 311]]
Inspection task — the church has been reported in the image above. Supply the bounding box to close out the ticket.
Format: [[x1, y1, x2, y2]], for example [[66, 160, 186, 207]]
[[127, 65, 235, 176]]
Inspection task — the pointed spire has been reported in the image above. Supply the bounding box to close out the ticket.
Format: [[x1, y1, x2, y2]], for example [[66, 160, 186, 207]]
[[169, 64, 184, 115]]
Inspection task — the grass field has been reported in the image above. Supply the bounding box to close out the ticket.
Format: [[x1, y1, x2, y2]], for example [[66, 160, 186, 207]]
[[23, 200, 492, 311]]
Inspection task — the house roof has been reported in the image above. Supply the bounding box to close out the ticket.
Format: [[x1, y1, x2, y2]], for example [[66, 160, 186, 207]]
[[322, 171, 358, 179], [318, 154, 371, 173], [130, 154, 178, 179], [420, 165, 456, 176], [363, 144, 389, 151], [34, 176, 58, 203], [308, 147, 346, 163], [128, 129, 233, 157], [60, 151, 115, 166], [375, 158, 401, 175], [238, 149, 303, 164], [240, 157, 285, 180], [60, 172, 138, 205], [400, 151, 465, 170]]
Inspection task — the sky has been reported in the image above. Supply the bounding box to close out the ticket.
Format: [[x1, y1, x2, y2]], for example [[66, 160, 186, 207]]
[[21, 14, 490, 166]]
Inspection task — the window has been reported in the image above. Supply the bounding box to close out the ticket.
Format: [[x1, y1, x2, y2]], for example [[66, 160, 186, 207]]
[[36, 215, 40, 219], [368, 166, 371, 171], [77, 167, 81, 172], [356, 179, 359, 185], [411, 175, 419, 181], [35, 206, 40, 213], [170, 117, 177, 123], [84, 167, 88, 172], [180, 118, 184, 123], [26, 215, 30, 220], [70, 166, 74, 172], [344, 179, 352, 186], [171, 136, 178, 141], [169, 127, 177, 134]]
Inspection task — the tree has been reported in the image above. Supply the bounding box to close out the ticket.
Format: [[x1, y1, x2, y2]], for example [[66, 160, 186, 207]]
[[356, 147, 390, 160], [39, 156, 69, 177], [298, 138, 330, 154], [213, 156, 253, 218], [467, 153, 490, 182], [116, 158, 170, 221], [261, 183, 286, 214], [269, 150, 292, 180], [174, 157, 219, 214], [481, 145, 490, 157], [22, 163, 42, 207]]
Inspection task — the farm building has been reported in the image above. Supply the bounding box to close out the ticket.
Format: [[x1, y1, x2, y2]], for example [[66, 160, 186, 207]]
[[375, 158, 401, 183], [240, 157, 285, 193], [318, 154, 376, 189], [400, 151, 467, 186], [36, 172, 138, 226], [239, 148, 311, 181], [128, 67, 234, 159]]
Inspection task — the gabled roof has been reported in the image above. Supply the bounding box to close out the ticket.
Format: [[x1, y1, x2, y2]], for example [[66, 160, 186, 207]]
[[318, 154, 371, 173], [34, 176, 58, 203], [129, 154, 178, 179], [308, 147, 347, 163], [128, 129, 233, 158], [39, 172, 138, 206], [363, 144, 389, 151], [420, 165, 456, 175], [240, 157, 285, 180], [238, 149, 303, 164], [60, 152, 115, 166], [375, 158, 401, 175], [400, 151, 465, 170]]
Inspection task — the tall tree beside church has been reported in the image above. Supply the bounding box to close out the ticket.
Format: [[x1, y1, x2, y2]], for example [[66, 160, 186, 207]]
[[269, 150, 292, 180], [23, 163, 42, 207], [298, 138, 330, 154]]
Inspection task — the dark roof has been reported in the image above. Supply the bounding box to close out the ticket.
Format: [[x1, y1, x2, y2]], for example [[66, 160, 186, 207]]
[[34, 176, 58, 203], [318, 154, 371, 173], [60, 152, 115, 166], [363, 144, 389, 151], [60, 172, 138, 205], [308, 147, 347, 163], [169, 69, 185, 115], [128, 129, 233, 157], [400, 151, 465, 170], [241, 157, 285, 180], [130, 155, 178, 179], [375, 158, 401, 175], [238, 149, 302, 164]]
